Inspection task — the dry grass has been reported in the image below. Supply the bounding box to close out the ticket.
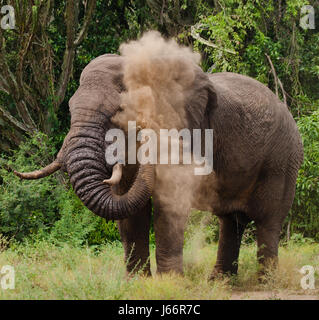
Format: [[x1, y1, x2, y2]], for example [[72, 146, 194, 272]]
[[0, 235, 318, 300]]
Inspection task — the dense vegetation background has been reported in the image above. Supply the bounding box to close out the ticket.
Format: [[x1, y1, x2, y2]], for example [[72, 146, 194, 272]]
[[0, 0, 318, 248]]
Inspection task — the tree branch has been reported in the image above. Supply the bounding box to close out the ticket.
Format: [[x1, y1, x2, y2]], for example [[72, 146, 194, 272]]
[[56, 0, 79, 108], [160, 0, 165, 25], [265, 53, 287, 106], [0, 104, 33, 134], [56, 0, 97, 108], [74, 0, 97, 47], [191, 23, 237, 55], [0, 31, 36, 128]]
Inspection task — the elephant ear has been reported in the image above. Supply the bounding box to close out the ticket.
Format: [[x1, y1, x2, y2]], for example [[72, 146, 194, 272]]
[[184, 66, 216, 129]]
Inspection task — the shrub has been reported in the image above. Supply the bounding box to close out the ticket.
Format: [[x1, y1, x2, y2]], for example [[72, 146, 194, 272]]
[[0, 133, 63, 241], [185, 210, 219, 245], [289, 111, 319, 240], [48, 188, 120, 246], [0, 133, 120, 246]]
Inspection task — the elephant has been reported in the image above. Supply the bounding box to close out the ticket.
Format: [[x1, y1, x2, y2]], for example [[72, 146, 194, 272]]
[[14, 33, 303, 280]]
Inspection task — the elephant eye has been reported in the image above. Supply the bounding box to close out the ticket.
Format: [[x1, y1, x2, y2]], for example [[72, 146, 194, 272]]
[[113, 74, 125, 92]]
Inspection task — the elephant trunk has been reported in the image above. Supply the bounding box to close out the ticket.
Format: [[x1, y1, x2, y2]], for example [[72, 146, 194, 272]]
[[65, 124, 154, 220], [15, 123, 155, 221]]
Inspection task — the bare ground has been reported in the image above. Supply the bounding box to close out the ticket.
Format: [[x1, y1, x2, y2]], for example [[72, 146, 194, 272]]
[[230, 290, 319, 300]]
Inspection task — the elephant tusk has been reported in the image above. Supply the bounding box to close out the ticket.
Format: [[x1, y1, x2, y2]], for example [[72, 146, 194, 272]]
[[103, 163, 123, 185], [14, 161, 62, 180]]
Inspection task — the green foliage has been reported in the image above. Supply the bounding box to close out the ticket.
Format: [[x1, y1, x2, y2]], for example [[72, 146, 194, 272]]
[[48, 189, 120, 247], [242, 222, 257, 245], [0, 133, 120, 245], [290, 111, 319, 240], [191, 0, 318, 117], [0, 133, 62, 241], [87, 218, 121, 245], [289, 233, 315, 245], [185, 210, 219, 244], [48, 190, 98, 247]]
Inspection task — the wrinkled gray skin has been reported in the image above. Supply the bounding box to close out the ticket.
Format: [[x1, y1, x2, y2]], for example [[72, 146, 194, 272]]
[[15, 54, 303, 278]]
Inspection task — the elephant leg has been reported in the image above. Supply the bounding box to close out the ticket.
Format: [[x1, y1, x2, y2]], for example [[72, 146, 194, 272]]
[[250, 172, 297, 276], [210, 211, 249, 279], [117, 199, 152, 276], [153, 201, 188, 275], [256, 220, 282, 274]]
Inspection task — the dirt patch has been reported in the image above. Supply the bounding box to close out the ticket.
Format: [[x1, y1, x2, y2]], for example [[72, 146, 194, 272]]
[[230, 290, 319, 300]]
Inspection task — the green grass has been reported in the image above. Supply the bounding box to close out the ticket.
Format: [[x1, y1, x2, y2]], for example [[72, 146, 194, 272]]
[[0, 236, 318, 300]]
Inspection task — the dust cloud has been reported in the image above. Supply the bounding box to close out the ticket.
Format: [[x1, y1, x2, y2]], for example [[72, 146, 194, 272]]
[[113, 31, 214, 234], [113, 30, 201, 131]]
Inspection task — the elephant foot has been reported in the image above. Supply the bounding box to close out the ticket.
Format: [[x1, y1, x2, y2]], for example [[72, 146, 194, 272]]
[[156, 255, 184, 276], [125, 258, 152, 279], [156, 267, 184, 277], [209, 265, 238, 282], [257, 265, 278, 284], [126, 267, 152, 280], [256, 257, 278, 283]]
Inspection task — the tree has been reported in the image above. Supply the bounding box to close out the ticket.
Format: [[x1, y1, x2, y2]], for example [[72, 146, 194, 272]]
[[146, 0, 213, 36], [0, 0, 97, 151]]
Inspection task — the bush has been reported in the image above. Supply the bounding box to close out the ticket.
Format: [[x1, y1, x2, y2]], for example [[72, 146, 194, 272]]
[[289, 111, 319, 241], [0, 133, 63, 241], [0, 133, 120, 246], [48, 189, 120, 247], [185, 210, 219, 245]]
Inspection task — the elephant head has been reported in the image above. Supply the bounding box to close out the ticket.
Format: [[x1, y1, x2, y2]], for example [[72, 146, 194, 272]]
[[14, 54, 155, 220], [14, 32, 215, 221]]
